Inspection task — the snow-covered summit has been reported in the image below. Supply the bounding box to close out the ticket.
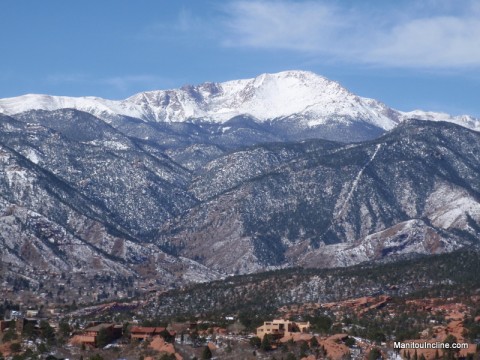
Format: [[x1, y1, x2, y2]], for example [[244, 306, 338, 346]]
[[125, 70, 398, 130], [0, 70, 478, 132]]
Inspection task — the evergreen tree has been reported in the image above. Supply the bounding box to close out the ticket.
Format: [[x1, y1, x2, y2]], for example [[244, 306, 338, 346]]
[[345, 336, 356, 347], [368, 347, 383, 360], [261, 334, 272, 351], [2, 327, 17, 342], [95, 328, 111, 348], [40, 320, 56, 345], [320, 345, 327, 357], [59, 320, 71, 338], [22, 322, 35, 339], [300, 341, 309, 357], [286, 353, 296, 360], [9, 343, 21, 353], [160, 329, 174, 343], [38, 343, 48, 353], [443, 335, 460, 360], [201, 346, 213, 359], [160, 354, 176, 360], [190, 330, 200, 347], [88, 355, 104, 360]]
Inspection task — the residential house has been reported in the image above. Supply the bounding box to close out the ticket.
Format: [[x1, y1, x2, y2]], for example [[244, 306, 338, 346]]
[[256, 319, 310, 340], [130, 326, 175, 341], [26, 309, 39, 318], [19, 318, 41, 333], [71, 323, 121, 347]]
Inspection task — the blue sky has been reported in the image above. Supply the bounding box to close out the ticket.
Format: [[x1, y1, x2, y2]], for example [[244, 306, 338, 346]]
[[1, 0, 480, 116]]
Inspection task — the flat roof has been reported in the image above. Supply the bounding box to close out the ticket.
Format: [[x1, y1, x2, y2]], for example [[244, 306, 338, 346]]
[[85, 323, 114, 332]]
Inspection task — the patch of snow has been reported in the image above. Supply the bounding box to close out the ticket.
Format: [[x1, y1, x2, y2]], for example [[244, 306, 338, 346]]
[[425, 182, 480, 229], [400, 110, 480, 131], [84, 140, 130, 150], [335, 143, 382, 218], [25, 149, 40, 164]]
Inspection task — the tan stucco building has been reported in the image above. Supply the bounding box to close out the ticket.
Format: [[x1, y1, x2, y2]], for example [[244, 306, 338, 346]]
[[256, 319, 310, 340]]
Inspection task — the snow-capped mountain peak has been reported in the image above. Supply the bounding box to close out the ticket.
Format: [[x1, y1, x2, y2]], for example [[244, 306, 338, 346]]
[[0, 70, 478, 134], [124, 70, 366, 124]]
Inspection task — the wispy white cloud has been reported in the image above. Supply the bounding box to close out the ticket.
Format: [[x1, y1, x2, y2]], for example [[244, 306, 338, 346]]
[[367, 16, 480, 67], [138, 6, 214, 42], [220, 0, 480, 68], [221, 1, 351, 52]]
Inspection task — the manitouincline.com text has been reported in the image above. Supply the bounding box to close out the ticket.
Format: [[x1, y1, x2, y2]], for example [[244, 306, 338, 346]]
[[394, 342, 469, 349]]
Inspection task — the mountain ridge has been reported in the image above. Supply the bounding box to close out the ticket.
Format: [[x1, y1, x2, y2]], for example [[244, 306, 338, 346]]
[[1, 73, 479, 303], [0, 71, 478, 133], [157, 120, 480, 273]]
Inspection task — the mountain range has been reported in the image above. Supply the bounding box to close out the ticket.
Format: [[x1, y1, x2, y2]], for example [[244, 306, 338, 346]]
[[1, 71, 478, 141], [0, 70, 479, 300]]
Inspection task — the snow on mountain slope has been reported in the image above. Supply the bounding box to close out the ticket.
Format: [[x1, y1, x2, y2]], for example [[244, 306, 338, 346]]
[[401, 110, 480, 131], [126, 71, 398, 129], [0, 70, 478, 132], [0, 94, 143, 123]]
